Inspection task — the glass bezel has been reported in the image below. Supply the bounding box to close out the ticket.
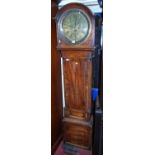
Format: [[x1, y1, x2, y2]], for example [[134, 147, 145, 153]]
[[59, 9, 91, 45]]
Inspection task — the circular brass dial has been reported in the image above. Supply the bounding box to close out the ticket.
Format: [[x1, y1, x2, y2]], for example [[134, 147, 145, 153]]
[[61, 10, 89, 44]]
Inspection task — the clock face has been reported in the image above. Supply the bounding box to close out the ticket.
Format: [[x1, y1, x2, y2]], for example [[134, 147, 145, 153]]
[[61, 10, 90, 44]]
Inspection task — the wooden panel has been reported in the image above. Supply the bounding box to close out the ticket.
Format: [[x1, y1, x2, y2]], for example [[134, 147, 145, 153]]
[[51, 0, 62, 153], [63, 117, 92, 149], [63, 53, 92, 120]]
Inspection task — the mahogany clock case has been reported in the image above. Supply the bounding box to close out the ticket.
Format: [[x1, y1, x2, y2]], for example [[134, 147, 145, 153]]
[[55, 2, 101, 151]]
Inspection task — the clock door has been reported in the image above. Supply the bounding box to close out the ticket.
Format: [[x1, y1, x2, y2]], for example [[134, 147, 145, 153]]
[[63, 57, 92, 120]]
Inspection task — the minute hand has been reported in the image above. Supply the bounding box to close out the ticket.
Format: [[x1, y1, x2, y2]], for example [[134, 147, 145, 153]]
[[74, 15, 77, 42]]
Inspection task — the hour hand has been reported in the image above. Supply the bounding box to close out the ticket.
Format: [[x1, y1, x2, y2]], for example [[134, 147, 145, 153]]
[[75, 23, 81, 30]]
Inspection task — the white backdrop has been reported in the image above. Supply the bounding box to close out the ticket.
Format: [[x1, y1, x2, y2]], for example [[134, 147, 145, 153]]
[[59, 0, 102, 13]]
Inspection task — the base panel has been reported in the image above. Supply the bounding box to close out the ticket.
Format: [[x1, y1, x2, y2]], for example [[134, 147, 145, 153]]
[[63, 117, 93, 149]]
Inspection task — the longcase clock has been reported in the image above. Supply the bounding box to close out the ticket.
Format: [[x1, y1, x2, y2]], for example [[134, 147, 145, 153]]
[[56, 3, 95, 149]]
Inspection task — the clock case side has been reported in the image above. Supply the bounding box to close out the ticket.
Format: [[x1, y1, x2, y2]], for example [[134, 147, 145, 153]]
[[55, 3, 95, 51]]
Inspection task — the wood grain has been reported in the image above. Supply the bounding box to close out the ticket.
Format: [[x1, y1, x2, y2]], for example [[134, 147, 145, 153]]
[[51, 0, 63, 153], [63, 117, 92, 149], [63, 52, 92, 120]]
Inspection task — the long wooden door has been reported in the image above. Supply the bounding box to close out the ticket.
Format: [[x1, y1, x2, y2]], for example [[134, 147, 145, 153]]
[[63, 54, 92, 121]]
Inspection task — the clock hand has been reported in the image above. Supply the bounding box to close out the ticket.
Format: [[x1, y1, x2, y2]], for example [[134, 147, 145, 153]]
[[75, 15, 77, 42]]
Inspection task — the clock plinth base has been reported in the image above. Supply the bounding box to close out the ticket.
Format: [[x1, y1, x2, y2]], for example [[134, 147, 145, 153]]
[[62, 117, 93, 150]]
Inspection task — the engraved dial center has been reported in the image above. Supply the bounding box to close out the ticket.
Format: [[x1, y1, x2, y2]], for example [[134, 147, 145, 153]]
[[62, 10, 89, 44]]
